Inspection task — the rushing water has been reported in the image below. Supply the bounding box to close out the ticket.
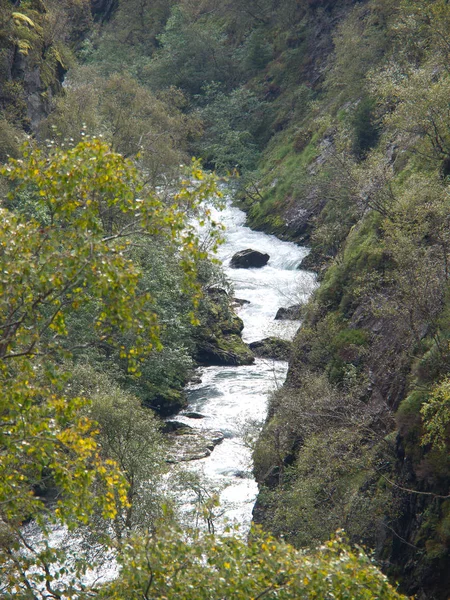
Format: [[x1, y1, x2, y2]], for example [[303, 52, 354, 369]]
[[20, 202, 313, 595], [176, 203, 314, 530]]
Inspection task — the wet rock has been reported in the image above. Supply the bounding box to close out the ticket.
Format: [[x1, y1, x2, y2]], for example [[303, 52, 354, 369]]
[[162, 421, 193, 434], [194, 289, 252, 366], [167, 429, 225, 462], [275, 305, 302, 320], [145, 388, 187, 417], [196, 336, 254, 366], [233, 297, 250, 307], [233, 470, 248, 479], [184, 412, 205, 419], [298, 251, 323, 274], [249, 337, 292, 361], [230, 249, 270, 269], [207, 287, 228, 297]]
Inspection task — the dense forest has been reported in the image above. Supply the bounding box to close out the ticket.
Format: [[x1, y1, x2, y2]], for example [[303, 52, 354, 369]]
[[0, 0, 449, 598]]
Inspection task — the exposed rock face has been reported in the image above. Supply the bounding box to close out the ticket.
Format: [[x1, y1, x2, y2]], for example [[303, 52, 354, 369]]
[[12, 51, 65, 131], [275, 305, 302, 320], [249, 337, 292, 361], [1, 30, 66, 133], [230, 249, 270, 269], [298, 251, 324, 274]]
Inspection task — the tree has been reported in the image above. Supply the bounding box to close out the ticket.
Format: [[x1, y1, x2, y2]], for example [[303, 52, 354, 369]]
[[194, 84, 268, 172], [99, 526, 407, 599], [421, 378, 450, 452], [145, 5, 235, 97], [66, 365, 170, 546], [38, 69, 201, 187], [0, 138, 221, 598]]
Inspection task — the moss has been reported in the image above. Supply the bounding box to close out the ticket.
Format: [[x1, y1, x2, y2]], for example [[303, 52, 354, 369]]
[[194, 291, 254, 366], [214, 334, 255, 365], [316, 211, 388, 314], [396, 390, 428, 461], [249, 337, 292, 361], [334, 328, 369, 347]]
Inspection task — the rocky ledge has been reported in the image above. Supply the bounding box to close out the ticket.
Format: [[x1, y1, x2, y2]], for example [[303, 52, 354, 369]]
[[249, 337, 292, 361], [165, 422, 225, 462], [275, 305, 302, 320]]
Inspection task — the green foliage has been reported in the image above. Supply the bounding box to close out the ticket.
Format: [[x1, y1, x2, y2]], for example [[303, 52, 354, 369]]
[[421, 378, 450, 452], [145, 5, 235, 97], [194, 83, 269, 172], [0, 139, 222, 598], [87, 0, 175, 74], [254, 364, 394, 550], [0, 118, 23, 161], [82, 368, 169, 542], [238, 28, 274, 74], [325, 1, 392, 104], [100, 526, 407, 599], [350, 96, 380, 159], [39, 69, 200, 186]]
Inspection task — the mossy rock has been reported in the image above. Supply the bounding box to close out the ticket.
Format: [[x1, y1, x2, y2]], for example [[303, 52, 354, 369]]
[[145, 388, 188, 417], [195, 333, 254, 366], [250, 337, 292, 360], [195, 288, 253, 365]]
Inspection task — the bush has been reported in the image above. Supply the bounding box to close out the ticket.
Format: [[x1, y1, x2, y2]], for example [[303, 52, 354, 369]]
[[101, 526, 407, 599]]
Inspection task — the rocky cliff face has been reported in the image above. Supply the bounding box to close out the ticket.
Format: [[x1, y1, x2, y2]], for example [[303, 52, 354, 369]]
[[245, 1, 450, 598], [0, 2, 69, 136]]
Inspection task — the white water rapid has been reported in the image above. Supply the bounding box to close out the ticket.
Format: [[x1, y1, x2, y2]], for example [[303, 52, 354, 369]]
[[176, 202, 314, 530], [18, 202, 314, 596]]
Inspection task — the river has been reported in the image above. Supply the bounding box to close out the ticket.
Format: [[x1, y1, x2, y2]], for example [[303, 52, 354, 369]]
[[20, 201, 313, 594], [175, 202, 313, 530]]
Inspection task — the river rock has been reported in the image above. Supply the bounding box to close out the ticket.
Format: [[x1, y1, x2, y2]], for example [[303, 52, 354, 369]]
[[166, 429, 225, 462], [184, 412, 206, 419], [249, 337, 292, 361], [233, 297, 250, 307], [195, 336, 254, 366], [275, 304, 302, 320], [230, 249, 270, 269], [146, 388, 188, 417], [162, 421, 193, 434]]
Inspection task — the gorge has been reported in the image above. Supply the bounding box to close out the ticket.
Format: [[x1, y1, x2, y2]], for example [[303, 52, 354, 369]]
[[1, 0, 450, 598]]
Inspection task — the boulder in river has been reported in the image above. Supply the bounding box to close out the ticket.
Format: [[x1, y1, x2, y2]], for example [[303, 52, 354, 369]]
[[162, 420, 193, 434], [233, 297, 250, 307], [196, 335, 254, 366], [194, 285, 252, 366], [230, 249, 270, 269], [275, 304, 302, 320], [166, 429, 225, 462], [184, 412, 206, 419], [249, 337, 292, 361]]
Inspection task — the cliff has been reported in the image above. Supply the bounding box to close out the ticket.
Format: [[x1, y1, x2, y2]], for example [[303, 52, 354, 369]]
[[244, 2, 450, 599]]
